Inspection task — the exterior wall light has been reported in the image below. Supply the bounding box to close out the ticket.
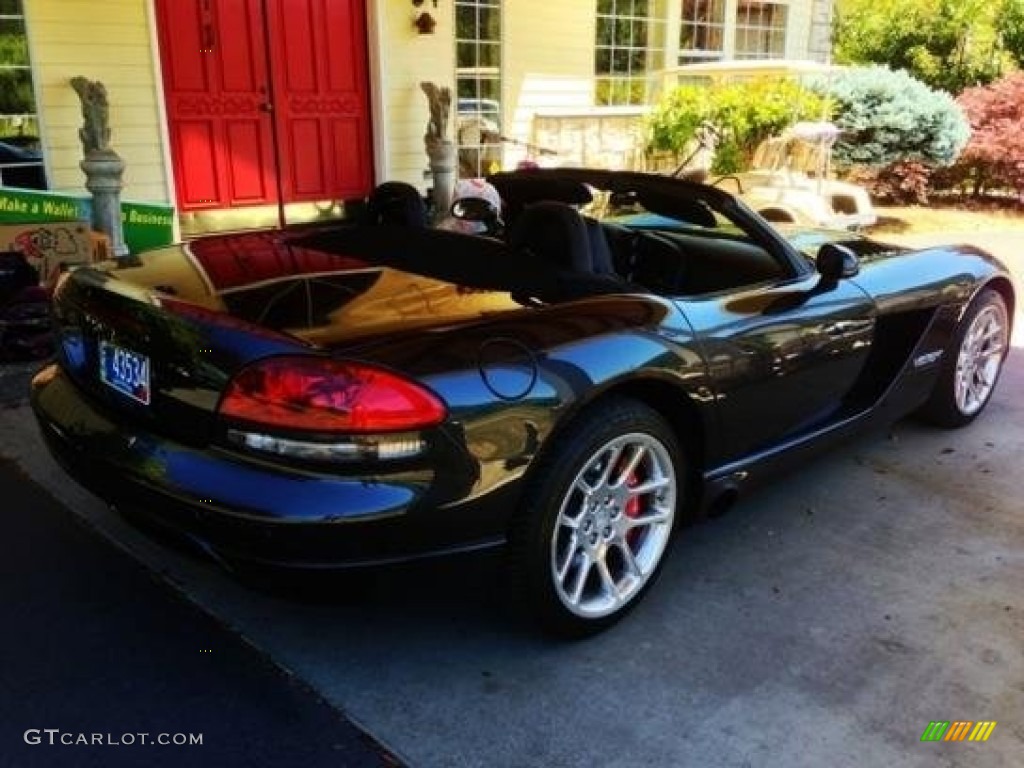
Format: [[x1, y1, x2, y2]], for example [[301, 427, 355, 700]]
[[412, 0, 438, 35], [414, 11, 437, 35]]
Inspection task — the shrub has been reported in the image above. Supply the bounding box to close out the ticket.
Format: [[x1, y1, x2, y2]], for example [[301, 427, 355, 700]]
[[646, 78, 827, 174], [848, 161, 934, 205], [948, 72, 1024, 196], [646, 86, 709, 157], [812, 66, 969, 170]]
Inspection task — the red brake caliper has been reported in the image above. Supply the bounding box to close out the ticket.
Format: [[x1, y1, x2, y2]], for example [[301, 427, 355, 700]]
[[625, 472, 640, 517], [625, 469, 642, 547]]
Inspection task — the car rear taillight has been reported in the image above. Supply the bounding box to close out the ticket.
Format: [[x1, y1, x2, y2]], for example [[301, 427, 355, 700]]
[[218, 356, 446, 434]]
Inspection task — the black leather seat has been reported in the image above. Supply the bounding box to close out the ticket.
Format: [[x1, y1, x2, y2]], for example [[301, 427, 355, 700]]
[[508, 202, 628, 299], [583, 217, 618, 276], [629, 231, 688, 295], [365, 181, 428, 228], [509, 202, 592, 273]]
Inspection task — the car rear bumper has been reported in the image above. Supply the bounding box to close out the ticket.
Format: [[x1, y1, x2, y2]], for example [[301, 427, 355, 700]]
[[31, 364, 506, 568]]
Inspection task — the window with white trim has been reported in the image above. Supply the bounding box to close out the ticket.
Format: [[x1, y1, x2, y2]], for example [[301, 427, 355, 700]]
[[0, 0, 45, 189], [455, 0, 502, 178], [679, 0, 726, 64], [734, 1, 788, 60], [595, 0, 667, 106]]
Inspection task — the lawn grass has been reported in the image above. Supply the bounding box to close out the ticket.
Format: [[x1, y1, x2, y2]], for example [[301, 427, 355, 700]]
[[872, 202, 1024, 235]]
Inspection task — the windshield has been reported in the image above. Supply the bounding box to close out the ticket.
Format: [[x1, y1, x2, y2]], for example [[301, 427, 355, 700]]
[[583, 187, 751, 240], [752, 137, 827, 174]]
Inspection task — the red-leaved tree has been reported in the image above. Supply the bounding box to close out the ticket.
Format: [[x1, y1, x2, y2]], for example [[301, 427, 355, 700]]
[[952, 73, 1024, 197]]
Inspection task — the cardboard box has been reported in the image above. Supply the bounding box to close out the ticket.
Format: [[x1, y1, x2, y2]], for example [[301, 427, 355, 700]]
[[0, 221, 92, 287]]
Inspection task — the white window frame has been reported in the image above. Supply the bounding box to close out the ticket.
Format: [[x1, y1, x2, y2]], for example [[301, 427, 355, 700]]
[[678, 0, 727, 64], [733, 0, 789, 60], [0, 0, 47, 190], [590, 1, 802, 104], [595, 0, 669, 106], [455, 0, 503, 178]]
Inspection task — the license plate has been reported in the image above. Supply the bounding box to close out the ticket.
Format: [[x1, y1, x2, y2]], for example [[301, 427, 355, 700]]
[[99, 341, 151, 405]]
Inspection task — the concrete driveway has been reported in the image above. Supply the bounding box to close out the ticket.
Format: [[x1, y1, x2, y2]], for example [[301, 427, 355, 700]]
[[1, 230, 1021, 767]]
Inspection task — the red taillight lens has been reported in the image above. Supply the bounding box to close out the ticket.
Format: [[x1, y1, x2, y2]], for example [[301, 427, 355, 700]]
[[218, 357, 446, 433]]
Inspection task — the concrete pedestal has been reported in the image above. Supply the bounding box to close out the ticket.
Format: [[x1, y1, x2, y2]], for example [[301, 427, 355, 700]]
[[426, 138, 457, 223], [81, 150, 128, 259]]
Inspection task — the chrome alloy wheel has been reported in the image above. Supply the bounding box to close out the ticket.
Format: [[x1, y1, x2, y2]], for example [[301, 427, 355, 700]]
[[550, 433, 677, 619], [954, 304, 1007, 416]]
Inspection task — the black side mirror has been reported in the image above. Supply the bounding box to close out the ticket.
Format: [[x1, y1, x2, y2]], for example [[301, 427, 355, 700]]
[[817, 243, 859, 282]]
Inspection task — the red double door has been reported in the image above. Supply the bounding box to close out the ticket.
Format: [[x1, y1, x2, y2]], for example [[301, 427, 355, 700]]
[[156, 0, 373, 213]]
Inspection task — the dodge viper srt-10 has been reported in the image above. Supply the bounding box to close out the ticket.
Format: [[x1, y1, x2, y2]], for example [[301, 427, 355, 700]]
[[32, 169, 1014, 634]]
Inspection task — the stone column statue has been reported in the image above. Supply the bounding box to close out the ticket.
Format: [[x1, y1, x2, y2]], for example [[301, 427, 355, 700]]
[[420, 81, 456, 221], [70, 77, 129, 259]]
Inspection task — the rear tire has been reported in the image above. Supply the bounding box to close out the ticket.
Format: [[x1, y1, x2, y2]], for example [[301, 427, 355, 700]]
[[508, 398, 683, 637], [918, 288, 1009, 428]]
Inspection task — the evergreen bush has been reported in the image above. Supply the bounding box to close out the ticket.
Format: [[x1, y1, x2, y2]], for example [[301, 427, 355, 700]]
[[811, 66, 969, 169]]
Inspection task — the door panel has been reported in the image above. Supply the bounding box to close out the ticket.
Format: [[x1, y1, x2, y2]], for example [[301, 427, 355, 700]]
[[225, 121, 272, 202], [162, 4, 206, 91], [172, 122, 219, 206], [266, 0, 373, 202], [217, 0, 263, 92], [156, 0, 276, 211], [330, 118, 369, 196], [682, 275, 876, 462], [289, 120, 326, 196], [158, 0, 373, 214]]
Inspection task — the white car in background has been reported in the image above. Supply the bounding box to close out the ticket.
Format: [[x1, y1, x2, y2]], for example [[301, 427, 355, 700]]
[[660, 61, 877, 231], [723, 122, 877, 230]]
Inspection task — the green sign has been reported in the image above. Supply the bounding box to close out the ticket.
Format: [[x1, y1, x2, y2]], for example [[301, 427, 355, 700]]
[[118, 201, 176, 254], [0, 187, 175, 255], [0, 187, 88, 223]]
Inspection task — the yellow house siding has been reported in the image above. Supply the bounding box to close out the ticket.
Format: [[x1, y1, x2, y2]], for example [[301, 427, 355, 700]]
[[784, 0, 814, 60], [25, 0, 170, 203], [807, 0, 833, 61], [502, 0, 595, 165], [369, 0, 596, 183], [369, 0, 597, 182], [371, 0, 455, 189]]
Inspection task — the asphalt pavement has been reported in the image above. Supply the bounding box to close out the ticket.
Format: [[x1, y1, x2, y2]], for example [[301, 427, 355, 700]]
[[0, 452, 399, 768]]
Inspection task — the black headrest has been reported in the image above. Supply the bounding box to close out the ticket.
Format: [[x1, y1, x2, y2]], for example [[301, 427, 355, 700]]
[[365, 181, 428, 228], [509, 202, 593, 274], [488, 173, 593, 223]]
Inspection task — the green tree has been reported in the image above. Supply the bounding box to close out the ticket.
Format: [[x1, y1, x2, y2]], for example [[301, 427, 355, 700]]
[[834, 0, 1013, 93], [999, 0, 1024, 69], [646, 78, 828, 173]]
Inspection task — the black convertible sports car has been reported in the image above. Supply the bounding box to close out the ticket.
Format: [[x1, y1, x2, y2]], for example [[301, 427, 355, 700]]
[[32, 169, 1014, 634]]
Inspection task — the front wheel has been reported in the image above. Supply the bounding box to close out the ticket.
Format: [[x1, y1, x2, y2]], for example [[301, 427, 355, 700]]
[[509, 399, 683, 636], [919, 288, 1009, 428]]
